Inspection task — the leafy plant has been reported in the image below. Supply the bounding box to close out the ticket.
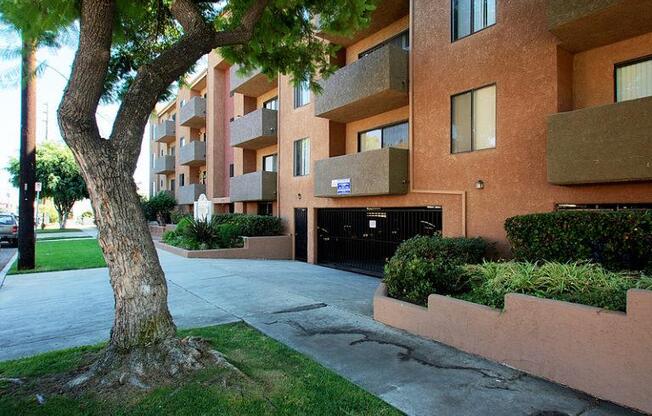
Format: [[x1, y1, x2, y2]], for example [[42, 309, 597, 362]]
[[143, 191, 177, 225], [212, 213, 283, 237], [505, 210, 652, 272], [170, 210, 190, 225], [384, 235, 487, 306], [460, 261, 652, 312], [182, 217, 221, 250]]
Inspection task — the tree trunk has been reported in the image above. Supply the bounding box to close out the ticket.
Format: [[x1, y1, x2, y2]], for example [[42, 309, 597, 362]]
[[17, 36, 37, 270], [80, 157, 175, 350]]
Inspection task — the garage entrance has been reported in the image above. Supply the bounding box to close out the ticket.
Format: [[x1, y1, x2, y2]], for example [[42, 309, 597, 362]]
[[317, 207, 443, 277]]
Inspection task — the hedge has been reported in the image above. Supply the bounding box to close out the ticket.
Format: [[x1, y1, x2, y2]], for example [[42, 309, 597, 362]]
[[505, 210, 652, 272], [212, 213, 283, 237], [384, 235, 487, 306]]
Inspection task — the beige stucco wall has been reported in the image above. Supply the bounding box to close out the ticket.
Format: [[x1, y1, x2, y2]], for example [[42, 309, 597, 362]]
[[374, 284, 652, 414]]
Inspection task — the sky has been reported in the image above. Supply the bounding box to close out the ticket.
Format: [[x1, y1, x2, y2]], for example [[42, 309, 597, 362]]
[[0, 31, 151, 210]]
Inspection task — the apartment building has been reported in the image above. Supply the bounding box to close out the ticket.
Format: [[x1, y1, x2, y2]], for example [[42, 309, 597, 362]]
[[151, 0, 652, 276]]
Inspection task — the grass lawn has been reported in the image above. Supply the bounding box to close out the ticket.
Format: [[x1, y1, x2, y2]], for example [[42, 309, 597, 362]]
[[8, 239, 106, 275], [0, 323, 400, 416], [37, 228, 82, 234]]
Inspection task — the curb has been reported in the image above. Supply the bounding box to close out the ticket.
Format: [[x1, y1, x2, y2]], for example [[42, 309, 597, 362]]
[[0, 252, 18, 290]]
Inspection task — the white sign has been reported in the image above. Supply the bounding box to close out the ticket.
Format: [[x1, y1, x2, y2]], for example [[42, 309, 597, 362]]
[[369, 220, 377, 229], [331, 178, 351, 188], [35, 182, 42, 192], [193, 194, 213, 221]]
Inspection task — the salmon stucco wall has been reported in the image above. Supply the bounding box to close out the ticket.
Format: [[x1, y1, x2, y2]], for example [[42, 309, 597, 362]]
[[374, 284, 652, 414]]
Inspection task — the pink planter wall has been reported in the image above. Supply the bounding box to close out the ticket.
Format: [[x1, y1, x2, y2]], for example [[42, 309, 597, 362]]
[[154, 235, 292, 260], [374, 284, 652, 414]]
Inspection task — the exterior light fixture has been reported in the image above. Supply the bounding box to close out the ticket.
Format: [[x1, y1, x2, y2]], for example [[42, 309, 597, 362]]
[[297, 193, 302, 200], [475, 180, 485, 190]]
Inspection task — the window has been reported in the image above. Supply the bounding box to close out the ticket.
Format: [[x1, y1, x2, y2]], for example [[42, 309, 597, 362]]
[[258, 202, 273, 216], [294, 80, 310, 108], [359, 30, 410, 58], [229, 163, 234, 178], [293, 138, 310, 176], [615, 56, 652, 102], [200, 171, 207, 184], [264, 97, 279, 111], [451, 84, 496, 153], [168, 146, 175, 156], [171, 113, 176, 121], [160, 179, 164, 188], [179, 137, 185, 147], [263, 154, 278, 172], [179, 173, 185, 187], [452, 0, 496, 41], [358, 121, 409, 152], [170, 179, 176, 192]]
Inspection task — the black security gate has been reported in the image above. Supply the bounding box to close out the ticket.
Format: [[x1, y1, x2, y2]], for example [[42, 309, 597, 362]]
[[294, 208, 308, 262], [317, 207, 443, 277]]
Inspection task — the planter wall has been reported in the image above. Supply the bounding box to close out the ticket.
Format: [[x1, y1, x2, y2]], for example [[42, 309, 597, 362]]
[[374, 284, 652, 414], [149, 224, 177, 240], [155, 235, 292, 260]]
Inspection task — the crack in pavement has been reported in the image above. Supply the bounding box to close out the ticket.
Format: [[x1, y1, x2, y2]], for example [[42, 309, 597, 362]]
[[276, 319, 517, 382]]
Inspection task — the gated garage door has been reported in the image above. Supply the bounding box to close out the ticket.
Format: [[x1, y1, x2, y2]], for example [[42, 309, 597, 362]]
[[317, 207, 443, 277]]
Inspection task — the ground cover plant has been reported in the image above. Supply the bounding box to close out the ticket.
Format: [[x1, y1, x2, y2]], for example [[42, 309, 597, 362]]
[[8, 239, 105, 275], [0, 323, 400, 416], [459, 261, 652, 312]]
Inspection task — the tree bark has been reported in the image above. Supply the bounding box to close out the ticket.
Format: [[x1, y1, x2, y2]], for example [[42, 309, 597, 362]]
[[17, 36, 37, 270]]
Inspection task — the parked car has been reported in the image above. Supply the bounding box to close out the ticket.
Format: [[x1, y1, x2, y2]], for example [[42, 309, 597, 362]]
[[0, 213, 18, 247]]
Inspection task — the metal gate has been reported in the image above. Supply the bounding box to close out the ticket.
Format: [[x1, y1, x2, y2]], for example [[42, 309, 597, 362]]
[[317, 207, 443, 276], [294, 208, 308, 262]]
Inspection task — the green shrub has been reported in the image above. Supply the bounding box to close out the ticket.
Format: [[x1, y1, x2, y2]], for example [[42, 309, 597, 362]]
[[142, 192, 177, 225], [182, 217, 221, 250], [384, 235, 487, 306], [216, 223, 242, 248], [212, 213, 282, 237], [505, 210, 652, 272], [170, 210, 191, 225], [460, 261, 652, 312]]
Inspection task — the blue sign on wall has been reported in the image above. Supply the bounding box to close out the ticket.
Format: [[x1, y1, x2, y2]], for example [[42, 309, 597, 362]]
[[336, 179, 351, 195]]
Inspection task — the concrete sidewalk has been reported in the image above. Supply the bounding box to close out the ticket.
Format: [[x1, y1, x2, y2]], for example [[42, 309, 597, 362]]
[[0, 250, 640, 416]]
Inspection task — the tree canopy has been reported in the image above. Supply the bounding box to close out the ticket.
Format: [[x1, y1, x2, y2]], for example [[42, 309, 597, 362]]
[[7, 142, 89, 229]]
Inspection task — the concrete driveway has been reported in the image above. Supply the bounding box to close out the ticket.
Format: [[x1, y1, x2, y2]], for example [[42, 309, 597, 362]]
[[0, 250, 640, 416]]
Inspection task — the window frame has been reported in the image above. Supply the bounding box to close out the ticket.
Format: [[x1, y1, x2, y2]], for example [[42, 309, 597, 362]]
[[262, 153, 278, 172], [293, 80, 311, 109], [450, 83, 497, 154], [229, 163, 234, 178], [451, 0, 497, 42], [263, 96, 279, 111], [358, 30, 410, 59], [293, 138, 310, 177], [357, 120, 410, 152], [179, 173, 185, 187], [613, 54, 652, 103]]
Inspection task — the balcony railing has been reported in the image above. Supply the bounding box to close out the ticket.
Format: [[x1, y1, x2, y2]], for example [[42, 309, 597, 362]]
[[230, 65, 277, 97], [315, 43, 408, 123], [179, 96, 206, 128], [230, 108, 278, 149], [230, 171, 277, 202], [153, 155, 175, 174], [179, 141, 206, 166], [547, 0, 652, 52], [177, 184, 206, 205], [314, 147, 409, 197], [547, 96, 652, 185], [154, 120, 176, 143]]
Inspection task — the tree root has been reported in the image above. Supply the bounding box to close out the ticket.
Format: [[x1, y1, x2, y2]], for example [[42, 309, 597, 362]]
[[65, 336, 243, 393]]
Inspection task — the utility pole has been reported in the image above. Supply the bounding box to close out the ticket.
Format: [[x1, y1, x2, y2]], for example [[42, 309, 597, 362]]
[[17, 35, 37, 270]]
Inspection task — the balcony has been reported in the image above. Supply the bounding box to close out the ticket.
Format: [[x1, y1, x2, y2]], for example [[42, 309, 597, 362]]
[[315, 44, 408, 123], [317, 0, 409, 47], [548, 0, 652, 52], [154, 120, 176, 143], [230, 108, 278, 149], [314, 147, 409, 197], [179, 141, 206, 166], [153, 155, 175, 174], [179, 96, 206, 128], [230, 66, 277, 97], [230, 171, 277, 202], [547, 96, 652, 185], [177, 184, 206, 205]]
